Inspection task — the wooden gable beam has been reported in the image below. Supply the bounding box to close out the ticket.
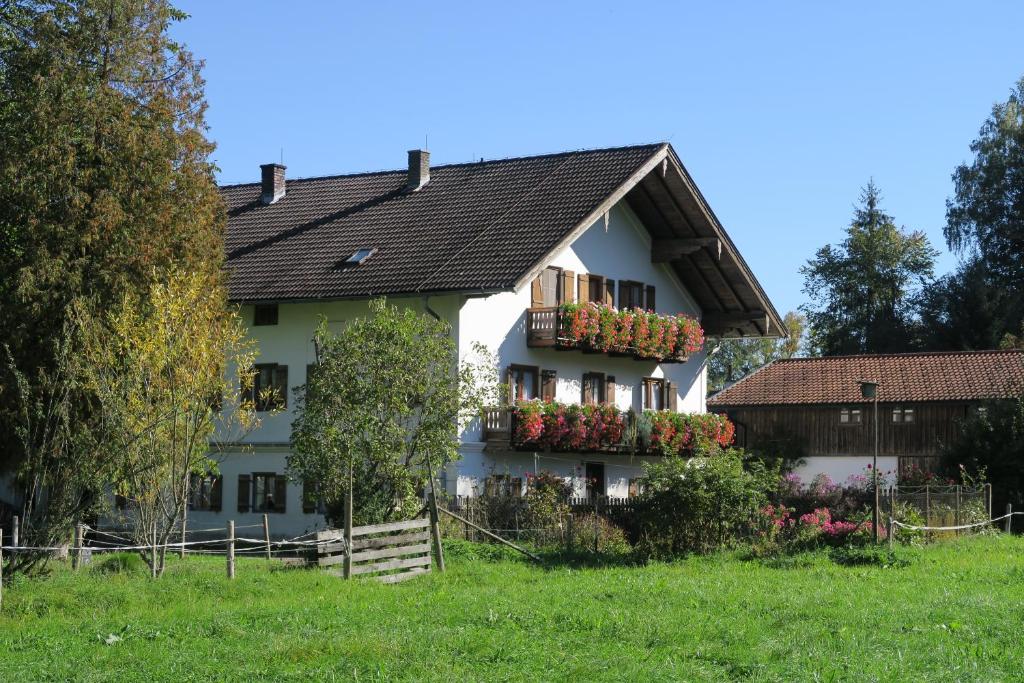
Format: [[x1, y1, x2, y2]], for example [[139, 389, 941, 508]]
[[651, 237, 722, 262], [702, 310, 770, 335]]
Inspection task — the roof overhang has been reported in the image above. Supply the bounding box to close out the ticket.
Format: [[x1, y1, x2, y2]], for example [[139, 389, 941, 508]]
[[514, 143, 784, 338]]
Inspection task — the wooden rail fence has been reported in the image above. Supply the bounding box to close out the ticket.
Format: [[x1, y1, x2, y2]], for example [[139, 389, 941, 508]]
[[317, 517, 432, 583]]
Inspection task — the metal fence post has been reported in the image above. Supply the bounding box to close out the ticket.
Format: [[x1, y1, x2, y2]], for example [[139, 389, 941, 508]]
[[955, 485, 962, 537], [925, 485, 931, 544], [1006, 503, 1013, 534], [11, 516, 18, 550], [262, 513, 272, 561], [72, 523, 82, 570]]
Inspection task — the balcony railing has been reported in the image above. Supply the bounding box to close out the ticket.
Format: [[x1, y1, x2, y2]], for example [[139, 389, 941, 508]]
[[525, 303, 703, 362]]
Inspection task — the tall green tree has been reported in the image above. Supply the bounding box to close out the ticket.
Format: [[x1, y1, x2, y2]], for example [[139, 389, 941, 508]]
[[924, 75, 1024, 349], [800, 182, 938, 356], [0, 1, 223, 474], [288, 300, 499, 526], [708, 311, 806, 393]]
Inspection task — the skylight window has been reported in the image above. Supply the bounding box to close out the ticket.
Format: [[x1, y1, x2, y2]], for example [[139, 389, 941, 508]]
[[345, 248, 375, 265]]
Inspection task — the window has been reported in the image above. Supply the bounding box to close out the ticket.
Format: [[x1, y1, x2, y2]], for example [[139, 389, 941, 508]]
[[582, 372, 606, 405], [252, 473, 287, 513], [619, 281, 644, 310], [577, 273, 612, 305], [484, 474, 522, 497], [892, 406, 915, 424], [189, 474, 223, 512], [508, 365, 539, 402], [643, 377, 665, 411], [541, 369, 557, 402], [253, 304, 278, 326], [628, 478, 645, 498], [585, 462, 605, 498], [344, 247, 375, 265], [249, 363, 288, 411], [302, 479, 325, 514], [840, 407, 863, 425]]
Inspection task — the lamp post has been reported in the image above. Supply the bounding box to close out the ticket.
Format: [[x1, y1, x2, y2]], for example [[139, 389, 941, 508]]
[[859, 380, 880, 543]]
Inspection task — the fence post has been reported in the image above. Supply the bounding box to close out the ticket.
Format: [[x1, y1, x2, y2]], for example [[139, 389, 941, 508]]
[[593, 496, 600, 554], [11, 515, 18, 550], [887, 486, 895, 543], [262, 514, 271, 561], [566, 513, 574, 552], [1005, 503, 1013, 534], [1, 528, 4, 611], [226, 520, 235, 579], [179, 514, 187, 560], [925, 485, 931, 544], [343, 489, 353, 580], [955, 485, 962, 537], [72, 523, 82, 570], [887, 515, 894, 549], [428, 489, 445, 573], [986, 483, 992, 521]]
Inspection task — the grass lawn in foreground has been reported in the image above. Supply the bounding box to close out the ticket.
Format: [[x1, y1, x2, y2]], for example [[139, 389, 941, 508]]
[[1, 536, 1022, 681]]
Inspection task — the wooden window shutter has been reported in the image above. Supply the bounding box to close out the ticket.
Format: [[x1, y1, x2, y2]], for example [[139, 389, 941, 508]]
[[605, 376, 616, 406], [272, 365, 288, 408], [577, 274, 590, 303], [274, 475, 287, 513], [604, 279, 615, 307], [666, 381, 678, 411], [504, 366, 514, 403], [541, 370, 557, 402], [530, 275, 544, 307], [237, 474, 251, 513], [645, 285, 656, 312], [560, 270, 575, 304], [211, 476, 223, 512]]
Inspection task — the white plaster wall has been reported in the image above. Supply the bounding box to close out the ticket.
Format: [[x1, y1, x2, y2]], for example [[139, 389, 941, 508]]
[[451, 445, 662, 498], [794, 456, 899, 488]]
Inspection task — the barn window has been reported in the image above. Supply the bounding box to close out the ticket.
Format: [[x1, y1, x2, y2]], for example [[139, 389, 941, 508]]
[[839, 407, 863, 425], [892, 406, 915, 424]]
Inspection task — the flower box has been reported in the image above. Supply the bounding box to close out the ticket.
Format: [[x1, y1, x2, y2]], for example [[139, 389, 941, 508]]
[[545, 303, 704, 361]]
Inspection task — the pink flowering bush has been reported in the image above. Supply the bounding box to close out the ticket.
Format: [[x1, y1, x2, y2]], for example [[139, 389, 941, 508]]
[[557, 302, 703, 360]]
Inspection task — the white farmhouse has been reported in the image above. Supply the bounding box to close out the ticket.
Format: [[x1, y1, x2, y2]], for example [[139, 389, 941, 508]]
[[188, 143, 783, 536]]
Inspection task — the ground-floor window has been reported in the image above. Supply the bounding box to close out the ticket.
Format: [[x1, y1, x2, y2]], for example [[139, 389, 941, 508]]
[[584, 462, 605, 498], [189, 474, 223, 512], [484, 474, 523, 497], [238, 472, 287, 513]]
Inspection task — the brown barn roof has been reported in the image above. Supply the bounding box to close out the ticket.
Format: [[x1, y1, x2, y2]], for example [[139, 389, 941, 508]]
[[707, 350, 1024, 406], [221, 143, 784, 337]]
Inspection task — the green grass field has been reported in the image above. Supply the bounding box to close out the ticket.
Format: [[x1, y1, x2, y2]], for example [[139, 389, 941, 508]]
[[1, 536, 1022, 681]]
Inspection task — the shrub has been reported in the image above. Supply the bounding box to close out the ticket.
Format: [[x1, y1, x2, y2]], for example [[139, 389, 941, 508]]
[[92, 552, 146, 575], [570, 513, 632, 556], [524, 470, 573, 531], [635, 450, 772, 558]]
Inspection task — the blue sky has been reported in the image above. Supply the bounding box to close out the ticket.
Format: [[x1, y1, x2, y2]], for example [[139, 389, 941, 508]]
[[172, 1, 1024, 316]]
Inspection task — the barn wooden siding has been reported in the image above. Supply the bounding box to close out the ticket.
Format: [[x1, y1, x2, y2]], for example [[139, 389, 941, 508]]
[[717, 402, 973, 458]]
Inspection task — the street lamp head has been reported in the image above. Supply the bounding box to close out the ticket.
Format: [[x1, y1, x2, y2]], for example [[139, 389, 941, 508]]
[[858, 380, 878, 400]]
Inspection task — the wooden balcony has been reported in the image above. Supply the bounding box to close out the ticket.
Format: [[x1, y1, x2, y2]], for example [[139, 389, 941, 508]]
[[525, 306, 560, 348], [482, 406, 512, 441], [525, 306, 692, 363]]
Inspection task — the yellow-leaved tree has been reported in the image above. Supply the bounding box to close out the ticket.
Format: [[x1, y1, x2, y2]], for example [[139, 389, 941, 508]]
[[80, 270, 263, 577]]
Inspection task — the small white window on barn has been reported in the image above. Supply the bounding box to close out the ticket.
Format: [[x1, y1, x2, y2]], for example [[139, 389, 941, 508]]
[[840, 407, 863, 425], [892, 406, 915, 424]]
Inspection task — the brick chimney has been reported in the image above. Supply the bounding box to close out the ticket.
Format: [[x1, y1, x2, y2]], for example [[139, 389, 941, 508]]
[[406, 149, 429, 192], [260, 163, 286, 204]]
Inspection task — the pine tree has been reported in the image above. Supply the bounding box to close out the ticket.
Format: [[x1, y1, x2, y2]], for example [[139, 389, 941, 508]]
[[800, 182, 938, 356]]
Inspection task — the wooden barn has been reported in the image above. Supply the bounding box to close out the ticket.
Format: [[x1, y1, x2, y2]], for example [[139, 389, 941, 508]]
[[706, 350, 1024, 484]]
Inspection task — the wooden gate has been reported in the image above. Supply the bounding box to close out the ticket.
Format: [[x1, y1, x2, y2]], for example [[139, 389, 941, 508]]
[[317, 517, 432, 583]]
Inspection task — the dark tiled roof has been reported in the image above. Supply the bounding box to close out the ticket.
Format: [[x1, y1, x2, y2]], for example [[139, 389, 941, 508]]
[[707, 350, 1024, 406], [222, 144, 664, 302]]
